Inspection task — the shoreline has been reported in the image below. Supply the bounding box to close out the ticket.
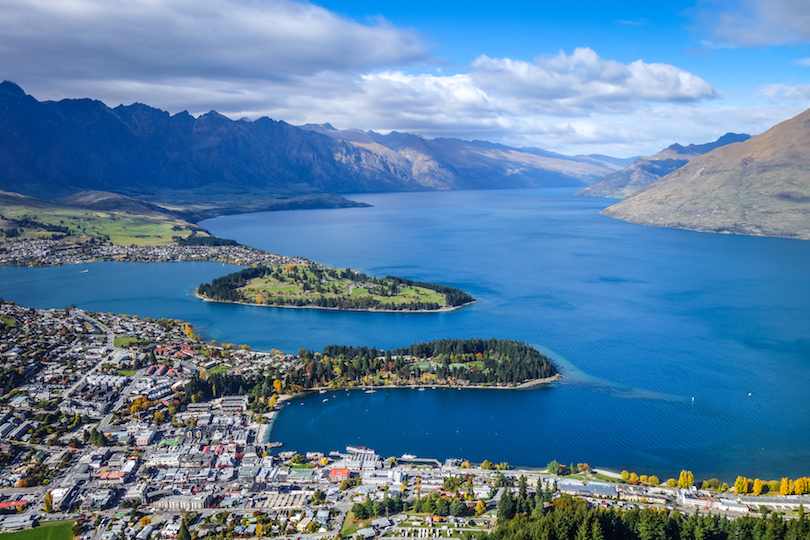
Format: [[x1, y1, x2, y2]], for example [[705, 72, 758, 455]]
[[196, 292, 477, 313], [284, 374, 562, 396]]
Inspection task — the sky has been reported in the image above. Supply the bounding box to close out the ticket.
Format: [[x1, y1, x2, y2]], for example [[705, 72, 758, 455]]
[[1, 0, 809, 156]]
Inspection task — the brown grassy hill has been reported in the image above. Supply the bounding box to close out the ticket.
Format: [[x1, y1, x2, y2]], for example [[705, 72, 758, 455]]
[[601, 108, 810, 240]]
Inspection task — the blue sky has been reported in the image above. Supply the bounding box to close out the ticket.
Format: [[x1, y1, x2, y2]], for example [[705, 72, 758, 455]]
[[1, 0, 809, 156]]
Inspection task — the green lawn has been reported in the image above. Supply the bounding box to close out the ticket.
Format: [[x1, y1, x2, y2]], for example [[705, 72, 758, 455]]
[[0, 520, 74, 540], [239, 265, 448, 308], [206, 365, 231, 376], [116, 369, 137, 376], [0, 316, 19, 328], [114, 337, 142, 348], [340, 510, 362, 537]]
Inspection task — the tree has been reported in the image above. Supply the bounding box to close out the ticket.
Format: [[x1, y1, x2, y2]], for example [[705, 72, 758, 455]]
[[43, 491, 53, 513], [497, 489, 516, 524], [734, 476, 749, 494], [666, 478, 678, 488], [621, 470, 631, 481], [678, 470, 694, 488], [547, 460, 561, 475], [449, 499, 465, 517], [753, 478, 764, 495], [140, 517, 151, 528], [781, 477, 791, 495], [648, 475, 660, 486], [481, 460, 494, 470], [177, 521, 191, 540], [475, 500, 486, 516]]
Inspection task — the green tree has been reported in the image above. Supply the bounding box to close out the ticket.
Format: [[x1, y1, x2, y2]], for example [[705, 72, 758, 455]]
[[178, 521, 191, 540], [547, 460, 561, 475]]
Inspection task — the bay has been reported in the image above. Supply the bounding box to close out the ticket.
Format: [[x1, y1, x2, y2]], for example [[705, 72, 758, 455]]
[[2, 187, 809, 481]]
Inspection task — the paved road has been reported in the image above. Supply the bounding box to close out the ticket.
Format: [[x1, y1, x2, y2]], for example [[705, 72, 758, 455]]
[[65, 314, 119, 399]]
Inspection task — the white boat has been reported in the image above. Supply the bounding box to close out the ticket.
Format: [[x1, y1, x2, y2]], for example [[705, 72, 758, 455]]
[[365, 389, 376, 394], [346, 445, 376, 455], [322, 398, 329, 403], [401, 454, 417, 460], [319, 389, 327, 394]]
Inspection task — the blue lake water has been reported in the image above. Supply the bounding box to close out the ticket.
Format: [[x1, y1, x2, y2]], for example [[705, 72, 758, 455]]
[[2, 188, 809, 481]]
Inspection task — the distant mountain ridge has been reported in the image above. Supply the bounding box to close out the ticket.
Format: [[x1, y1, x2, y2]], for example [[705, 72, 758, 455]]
[[576, 133, 750, 199], [0, 81, 623, 204], [602, 108, 810, 240]]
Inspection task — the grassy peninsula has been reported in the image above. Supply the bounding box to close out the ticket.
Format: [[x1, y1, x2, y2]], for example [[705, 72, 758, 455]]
[[197, 264, 475, 311]]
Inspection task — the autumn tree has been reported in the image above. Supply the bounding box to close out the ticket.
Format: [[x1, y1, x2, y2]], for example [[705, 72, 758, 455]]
[[43, 491, 53, 513], [678, 470, 695, 488], [752, 478, 764, 495], [781, 477, 791, 495], [734, 476, 749, 494], [475, 500, 486, 516]]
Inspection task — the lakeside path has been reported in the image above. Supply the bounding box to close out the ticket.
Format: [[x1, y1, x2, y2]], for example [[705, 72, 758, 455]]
[[280, 375, 563, 398]]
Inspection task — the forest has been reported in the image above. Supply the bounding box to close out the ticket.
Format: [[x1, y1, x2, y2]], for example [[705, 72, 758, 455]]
[[488, 493, 809, 540]]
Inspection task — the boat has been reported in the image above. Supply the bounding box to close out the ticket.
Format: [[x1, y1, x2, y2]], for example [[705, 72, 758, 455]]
[[319, 389, 327, 394], [79, 269, 89, 273], [401, 454, 417, 460], [267, 441, 282, 448], [418, 388, 425, 391], [322, 398, 329, 402], [346, 445, 376, 455], [365, 389, 376, 394]]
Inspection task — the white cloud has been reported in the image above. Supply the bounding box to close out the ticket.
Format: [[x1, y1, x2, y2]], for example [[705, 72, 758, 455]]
[[0, 0, 791, 157], [754, 84, 810, 101], [469, 48, 717, 116], [691, 0, 810, 47], [793, 58, 810, 67], [0, 0, 430, 83]]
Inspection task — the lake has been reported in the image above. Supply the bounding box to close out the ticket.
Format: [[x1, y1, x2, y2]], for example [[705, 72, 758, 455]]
[[2, 187, 809, 481]]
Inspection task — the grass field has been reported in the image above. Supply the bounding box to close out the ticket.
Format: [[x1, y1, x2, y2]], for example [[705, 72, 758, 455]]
[[0, 198, 203, 247], [116, 369, 137, 377], [240, 265, 448, 308], [206, 365, 231, 376], [0, 520, 74, 540], [340, 510, 362, 537], [113, 337, 143, 348]]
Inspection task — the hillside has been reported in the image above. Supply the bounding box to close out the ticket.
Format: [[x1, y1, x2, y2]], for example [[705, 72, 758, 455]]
[[576, 133, 750, 199], [0, 81, 620, 206], [602, 108, 810, 240], [0, 189, 207, 246]]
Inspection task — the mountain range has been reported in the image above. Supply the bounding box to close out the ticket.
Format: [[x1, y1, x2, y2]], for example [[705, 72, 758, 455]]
[[0, 81, 623, 207], [602, 107, 810, 240], [576, 133, 750, 199]]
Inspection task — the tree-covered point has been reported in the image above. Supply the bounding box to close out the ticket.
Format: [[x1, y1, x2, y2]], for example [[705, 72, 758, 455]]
[[285, 338, 557, 389], [196, 264, 474, 311], [176, 235, 239, 246]]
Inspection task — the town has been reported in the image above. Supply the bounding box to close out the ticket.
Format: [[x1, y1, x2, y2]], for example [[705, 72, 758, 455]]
[[0, 239, 309, 267], [0, 301, 809, 540]]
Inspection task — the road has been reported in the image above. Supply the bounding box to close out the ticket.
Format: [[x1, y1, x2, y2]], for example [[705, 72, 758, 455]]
[[64, 313, 119, 399]]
